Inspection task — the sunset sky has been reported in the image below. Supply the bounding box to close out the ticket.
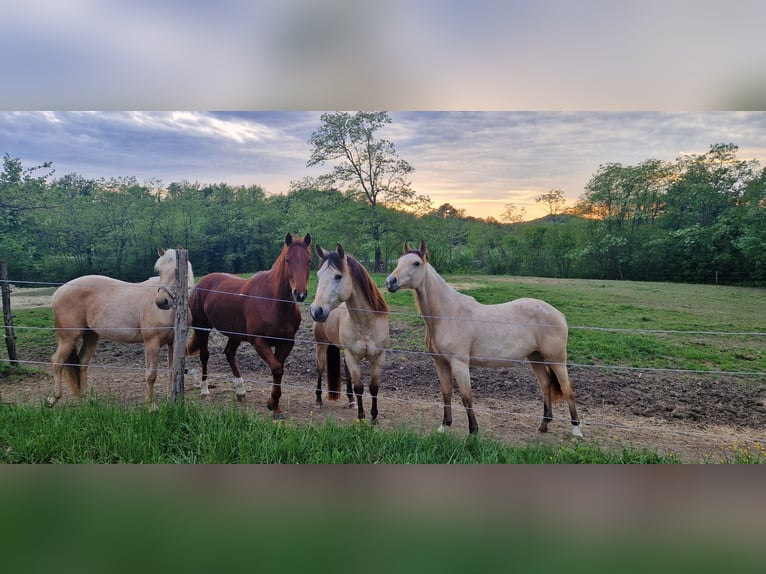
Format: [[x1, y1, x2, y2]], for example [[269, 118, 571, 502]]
[[1, 111, 765, 220]]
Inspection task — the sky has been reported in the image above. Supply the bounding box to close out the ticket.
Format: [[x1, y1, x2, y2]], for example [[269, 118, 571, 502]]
[[1, 111, 765, 220]]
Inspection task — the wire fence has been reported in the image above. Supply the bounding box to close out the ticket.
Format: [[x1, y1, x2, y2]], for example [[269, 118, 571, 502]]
[[2, 278, 766, 458]]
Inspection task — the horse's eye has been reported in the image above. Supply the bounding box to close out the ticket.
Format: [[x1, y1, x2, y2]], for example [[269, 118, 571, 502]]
[[334, 274, 342, 281], [285, 258, 291, 264], [413, 261, 420, 266]]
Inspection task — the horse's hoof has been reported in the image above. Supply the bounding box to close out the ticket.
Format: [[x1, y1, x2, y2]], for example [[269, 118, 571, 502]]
[[371, 417, 378, 426], [437, 424, 447, 433], [346, 401, 356, 409], [272, 412, 286, 421], [236, 393, 246, 403], [572, 425, 583, 438], [46, 396, 57, 408]]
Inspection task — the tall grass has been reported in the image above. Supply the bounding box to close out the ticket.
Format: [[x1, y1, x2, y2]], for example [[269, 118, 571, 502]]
[[0, 400, 674, 464]]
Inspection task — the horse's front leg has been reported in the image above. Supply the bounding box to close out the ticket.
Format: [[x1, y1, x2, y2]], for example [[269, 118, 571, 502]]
[[314, 343, 326, 408], [451, 361, 478, 435], [368, 351, 385, 424], [344, 353, 365, 422], [254, 338, 291, 420], [143, 338, 162, 404]]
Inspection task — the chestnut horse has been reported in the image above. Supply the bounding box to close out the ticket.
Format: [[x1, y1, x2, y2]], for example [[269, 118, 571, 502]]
[[186, 233, 312, 419], [49, 247, 194, 405], [385, 240, 581, 436], [310, 244, 389, 424]]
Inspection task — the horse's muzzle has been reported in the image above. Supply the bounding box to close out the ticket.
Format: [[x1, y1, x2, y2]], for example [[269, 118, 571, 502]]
[[385, 276, 400, 293], [293, 290, 307, 303], [309, 305, 327, 322]]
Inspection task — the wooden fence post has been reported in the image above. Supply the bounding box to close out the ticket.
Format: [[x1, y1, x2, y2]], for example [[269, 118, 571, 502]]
[[172, 250, 189, 401], [1, 261, 19, 367]]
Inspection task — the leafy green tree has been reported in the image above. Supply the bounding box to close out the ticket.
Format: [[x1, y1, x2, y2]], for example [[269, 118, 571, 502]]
[[0, 154, 54, 278], [306, 111, 427, 271]]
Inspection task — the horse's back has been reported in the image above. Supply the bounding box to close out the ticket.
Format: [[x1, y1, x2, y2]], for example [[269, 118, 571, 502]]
[[53, 275, 162, 341], [434, 295, 567, 366]]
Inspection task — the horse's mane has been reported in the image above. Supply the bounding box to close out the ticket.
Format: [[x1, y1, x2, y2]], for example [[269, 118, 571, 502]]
[[326, 251, 388, 313]]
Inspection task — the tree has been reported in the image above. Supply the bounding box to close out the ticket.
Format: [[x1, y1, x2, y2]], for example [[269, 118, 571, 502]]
[[306, 111, 425, 271], [535, 189, 566, 223], [500, 203, 527, 224]]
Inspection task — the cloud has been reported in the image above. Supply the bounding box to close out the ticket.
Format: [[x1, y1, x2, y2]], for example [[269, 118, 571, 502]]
[[1, 111, 765, 220]]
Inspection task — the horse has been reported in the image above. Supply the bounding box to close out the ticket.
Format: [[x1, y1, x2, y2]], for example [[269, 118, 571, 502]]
[[310, 244, 390, 424], [385, 240, 581, 437], [49, 246, 194, 406], [186, 233, 312, 419]]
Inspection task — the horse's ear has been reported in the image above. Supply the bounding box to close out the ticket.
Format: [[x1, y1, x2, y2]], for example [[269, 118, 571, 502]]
[[285, 233, 293, 246], [157, 246, 165, 256], [304, 233, 311, 247], [316, 244, 329, 260], [419, 240, 428, 261], [403, 241, 410, 254], [336, 243, 345, 258]]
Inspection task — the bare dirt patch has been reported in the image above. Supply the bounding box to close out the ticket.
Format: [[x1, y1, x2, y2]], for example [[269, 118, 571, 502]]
[[3, 298, 765, 463]]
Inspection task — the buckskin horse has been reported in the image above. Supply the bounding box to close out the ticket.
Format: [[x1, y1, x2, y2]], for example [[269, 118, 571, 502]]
[[385, 240, 581, 436], [310, 243, 389, 424]]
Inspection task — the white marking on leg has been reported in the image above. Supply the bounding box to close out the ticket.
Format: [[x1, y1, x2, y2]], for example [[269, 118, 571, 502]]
[[437, 424, 446, 433], [234, 377, 246, 396], [572, 425, 583, 438]]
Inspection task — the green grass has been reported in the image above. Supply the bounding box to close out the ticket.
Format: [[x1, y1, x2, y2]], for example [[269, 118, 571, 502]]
[[0, 399, 673, 464]]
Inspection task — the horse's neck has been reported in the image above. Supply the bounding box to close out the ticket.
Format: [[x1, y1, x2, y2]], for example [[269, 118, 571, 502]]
[[414, 265, 457, 327], [346, 283, 381, 328], [261, 260, 292, 298]]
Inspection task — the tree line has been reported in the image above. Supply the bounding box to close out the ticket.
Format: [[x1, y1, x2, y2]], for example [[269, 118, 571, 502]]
[[1, 141, 764, 286]]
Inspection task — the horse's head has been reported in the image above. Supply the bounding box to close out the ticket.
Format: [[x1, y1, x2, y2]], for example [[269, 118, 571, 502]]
[[310, 243, 352, 322], [154, 246, 195, 310], [282, 232, 312, 303], [386, 240, 428, 293]]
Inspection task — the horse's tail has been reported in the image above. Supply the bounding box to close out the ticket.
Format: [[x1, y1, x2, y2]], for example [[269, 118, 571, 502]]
[[548, 366, 565, 404], [326, 344, 342, 400], [61, 348, 83, 395]]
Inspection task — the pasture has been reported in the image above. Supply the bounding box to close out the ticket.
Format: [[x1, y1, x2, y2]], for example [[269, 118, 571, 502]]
[[2, 273, 765, 463]]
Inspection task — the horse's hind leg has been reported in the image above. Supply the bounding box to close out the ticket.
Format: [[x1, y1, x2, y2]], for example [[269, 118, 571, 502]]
[[433, 358, 454, 432], [77, 331, 99, 399], [529, 357, 553, 433], [50, 333, 79, 406], [550, 363, 582, 437], [223, 338, 245, 401]]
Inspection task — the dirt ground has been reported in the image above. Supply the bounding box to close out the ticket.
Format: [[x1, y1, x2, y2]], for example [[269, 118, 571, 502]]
[[3, 288, 766, 463]]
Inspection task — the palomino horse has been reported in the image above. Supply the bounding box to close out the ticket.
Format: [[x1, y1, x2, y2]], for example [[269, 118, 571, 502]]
[[186, 233, 312, 419], [385, 240, 581, 436], [49, 247, 194, 405], [310, 244, 389, 424]]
